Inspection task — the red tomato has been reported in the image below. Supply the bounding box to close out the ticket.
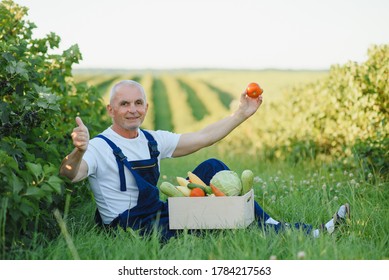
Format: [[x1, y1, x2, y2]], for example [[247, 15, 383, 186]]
[[246, 82, 263, 98], [189, 188, 205, 197]]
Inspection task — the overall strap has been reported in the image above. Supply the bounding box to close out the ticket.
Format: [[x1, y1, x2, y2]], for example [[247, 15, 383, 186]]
[[140, 129, 160, 158], [95, 130, 160, 192], [95, 134, 127, 191]]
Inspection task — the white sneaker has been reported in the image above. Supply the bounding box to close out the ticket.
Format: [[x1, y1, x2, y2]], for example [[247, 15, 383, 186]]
[[322, 203, 351, 234], [333, 203, 351, 223]]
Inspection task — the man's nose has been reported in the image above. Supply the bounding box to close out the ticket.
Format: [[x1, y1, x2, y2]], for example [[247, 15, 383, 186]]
[[127, 103, 137, 112]]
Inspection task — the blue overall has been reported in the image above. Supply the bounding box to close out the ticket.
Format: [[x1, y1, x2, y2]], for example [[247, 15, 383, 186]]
[[95, 130, 174, 240], [95, 131, 312, 241]]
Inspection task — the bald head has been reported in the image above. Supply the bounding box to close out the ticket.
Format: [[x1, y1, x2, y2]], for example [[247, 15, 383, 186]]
[[110, 80, 146, 104]]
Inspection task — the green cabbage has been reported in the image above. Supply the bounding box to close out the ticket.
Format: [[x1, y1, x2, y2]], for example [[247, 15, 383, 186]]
[[210, 170, 242, 196]]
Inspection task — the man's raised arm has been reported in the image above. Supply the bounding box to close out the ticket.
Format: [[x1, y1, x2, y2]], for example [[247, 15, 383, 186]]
[[172, 92, 263, 157]]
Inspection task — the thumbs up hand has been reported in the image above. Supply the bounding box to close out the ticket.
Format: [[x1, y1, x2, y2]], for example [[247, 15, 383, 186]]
[[71, 116, 90, 152]]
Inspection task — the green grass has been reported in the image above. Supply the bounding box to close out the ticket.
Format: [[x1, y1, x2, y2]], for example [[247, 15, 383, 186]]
[[6, 148, 389, 260]]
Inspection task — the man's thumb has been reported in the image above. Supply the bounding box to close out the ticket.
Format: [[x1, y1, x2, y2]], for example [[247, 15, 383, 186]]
[[75, 116, 85, 127]]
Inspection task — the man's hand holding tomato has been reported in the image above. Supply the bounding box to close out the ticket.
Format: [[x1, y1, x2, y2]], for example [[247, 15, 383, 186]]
[[235, 83, 264, 120]]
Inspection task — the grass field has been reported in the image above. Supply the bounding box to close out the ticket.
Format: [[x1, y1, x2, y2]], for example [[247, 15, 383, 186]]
[[7, 69, 388, 260], [15, 148, 388, 260]]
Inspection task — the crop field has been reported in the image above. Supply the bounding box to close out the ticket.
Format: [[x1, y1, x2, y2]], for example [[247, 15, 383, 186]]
[[74, 69, 327, 133]]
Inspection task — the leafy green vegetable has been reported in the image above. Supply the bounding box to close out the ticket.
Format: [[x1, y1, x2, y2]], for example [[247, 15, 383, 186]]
[[210, 170, 242, 196]]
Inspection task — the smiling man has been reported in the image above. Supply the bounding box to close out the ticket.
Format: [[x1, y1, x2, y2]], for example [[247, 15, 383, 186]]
[[108, 82, 149, 137], [60, 80, 350, 241]]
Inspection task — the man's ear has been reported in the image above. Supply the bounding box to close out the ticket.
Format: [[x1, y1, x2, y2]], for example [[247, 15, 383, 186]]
[[106, 104, 113, 117]]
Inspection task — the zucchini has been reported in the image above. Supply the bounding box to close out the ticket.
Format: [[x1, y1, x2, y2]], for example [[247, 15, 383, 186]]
[[241, 169, 254, 195], [187, 183, 213, 195], [159, 181, 185, 197]]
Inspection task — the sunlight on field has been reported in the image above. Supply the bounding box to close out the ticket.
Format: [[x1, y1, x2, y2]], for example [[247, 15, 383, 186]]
[[140, 73, 154, 130], [75, 59, 387, 168], [75, 70, 327, 125], [185, 70, 328, 102], [73, 69, 329, 154], [161, 75, 197, 133]]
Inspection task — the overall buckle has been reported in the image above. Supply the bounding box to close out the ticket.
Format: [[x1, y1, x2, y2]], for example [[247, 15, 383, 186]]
[[113, 148, 127, 161]]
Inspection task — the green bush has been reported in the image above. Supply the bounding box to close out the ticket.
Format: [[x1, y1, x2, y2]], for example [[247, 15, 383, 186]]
[[352, 137, 389, 179], [0, 0, 109, 254], [250, 44, 389, 176]]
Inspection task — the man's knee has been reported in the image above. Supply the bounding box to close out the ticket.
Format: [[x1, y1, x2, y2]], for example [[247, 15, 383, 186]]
[[192, 158, 229, 185], [202, 158, 229, 170]]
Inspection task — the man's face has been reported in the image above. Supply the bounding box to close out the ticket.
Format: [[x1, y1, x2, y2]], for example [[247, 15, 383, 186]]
[[107, 84, 148, 133]]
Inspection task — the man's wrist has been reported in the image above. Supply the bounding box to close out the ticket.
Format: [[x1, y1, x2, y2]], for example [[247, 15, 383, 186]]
[[232, 109, 249, 124]]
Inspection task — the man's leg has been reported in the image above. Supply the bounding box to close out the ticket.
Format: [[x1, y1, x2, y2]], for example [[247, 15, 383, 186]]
[[190, 158, 351, 236]]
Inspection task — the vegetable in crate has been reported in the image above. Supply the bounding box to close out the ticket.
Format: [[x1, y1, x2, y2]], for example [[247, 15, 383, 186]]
[[210, 183, 226, 196], [241, 169, 254, 195], [189, 188, 206, 197], [187, 171, 207, 186], [176, 186, 191, 196], [160, 181, 185, 197], [176, 176, 190, 187], [187, 182, 213, 195], [210, 170, 242, 196]]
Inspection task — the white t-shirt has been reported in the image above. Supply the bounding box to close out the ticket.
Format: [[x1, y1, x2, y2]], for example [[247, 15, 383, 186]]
[[83, 127, 181, 224]]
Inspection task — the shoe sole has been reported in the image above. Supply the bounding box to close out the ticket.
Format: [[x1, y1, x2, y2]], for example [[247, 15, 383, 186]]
[[333, 203, 351, 225]]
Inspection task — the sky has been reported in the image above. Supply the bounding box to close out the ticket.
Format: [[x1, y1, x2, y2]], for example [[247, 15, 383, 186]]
[[13, 0, 389, 70]]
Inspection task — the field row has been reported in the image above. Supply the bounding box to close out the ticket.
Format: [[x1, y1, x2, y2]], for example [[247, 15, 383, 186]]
[[75, 73, 232, 132], [74, 70, 327, 134]]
